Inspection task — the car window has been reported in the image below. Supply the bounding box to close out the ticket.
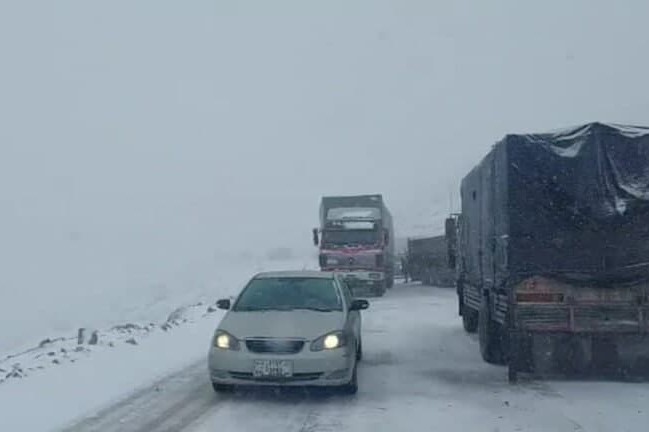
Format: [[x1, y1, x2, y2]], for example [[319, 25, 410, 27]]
[[233, 277, 342, 312]]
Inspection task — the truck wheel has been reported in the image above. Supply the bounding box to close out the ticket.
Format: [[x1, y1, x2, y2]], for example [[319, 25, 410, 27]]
[[212, 382, 235, 393], [462, 306, 479, 333], [508, 363, 518, 383], [479, 296, 505, 365]]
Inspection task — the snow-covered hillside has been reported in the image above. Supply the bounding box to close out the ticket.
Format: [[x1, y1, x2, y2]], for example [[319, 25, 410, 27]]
[[0, 254, 313, 358]]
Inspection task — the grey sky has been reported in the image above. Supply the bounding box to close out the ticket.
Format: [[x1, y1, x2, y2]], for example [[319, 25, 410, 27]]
[[1, 1, 649, 321]]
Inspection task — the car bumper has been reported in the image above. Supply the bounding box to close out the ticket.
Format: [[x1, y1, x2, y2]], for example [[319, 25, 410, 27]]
[[208, 345, 355, 387]]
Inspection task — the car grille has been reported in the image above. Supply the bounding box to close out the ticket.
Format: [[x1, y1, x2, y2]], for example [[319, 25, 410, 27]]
[[245, 338, 305, 354]]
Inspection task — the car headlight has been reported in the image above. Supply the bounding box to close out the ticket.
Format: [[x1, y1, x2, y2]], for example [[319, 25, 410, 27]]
[[310, 331, 347, 351], [212, 330, 240, 351]]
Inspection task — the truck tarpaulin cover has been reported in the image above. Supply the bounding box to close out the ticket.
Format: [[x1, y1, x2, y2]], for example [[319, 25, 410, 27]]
[[460, 122, 649, 289]]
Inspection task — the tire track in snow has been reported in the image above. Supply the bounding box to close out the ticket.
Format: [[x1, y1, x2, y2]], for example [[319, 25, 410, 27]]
[[60, 360, 225, 432], [297, 409, 343, 432]]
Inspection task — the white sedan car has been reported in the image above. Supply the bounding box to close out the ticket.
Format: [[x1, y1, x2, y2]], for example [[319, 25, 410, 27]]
[[208, 270, 369, 394]]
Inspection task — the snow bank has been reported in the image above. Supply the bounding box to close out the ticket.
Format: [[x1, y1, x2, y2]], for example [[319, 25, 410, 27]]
[[0, 309, 223, 432], [0, 256, 312, 358], [0, 301, 213, 385]]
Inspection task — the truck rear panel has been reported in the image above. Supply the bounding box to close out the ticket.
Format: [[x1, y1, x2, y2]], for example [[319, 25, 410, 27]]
[[512, 276, 649, 334]]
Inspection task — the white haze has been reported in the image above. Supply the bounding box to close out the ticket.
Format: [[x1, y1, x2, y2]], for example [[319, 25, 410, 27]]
[[1, 0, 649, 352]]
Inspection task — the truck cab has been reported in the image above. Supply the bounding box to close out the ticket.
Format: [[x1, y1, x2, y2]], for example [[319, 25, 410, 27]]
[[313, 195, 394, 296]]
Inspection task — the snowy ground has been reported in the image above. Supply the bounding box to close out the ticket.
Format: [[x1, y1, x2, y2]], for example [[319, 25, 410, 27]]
[[0, 256, 312, 430], [3, 282, 647, 431]]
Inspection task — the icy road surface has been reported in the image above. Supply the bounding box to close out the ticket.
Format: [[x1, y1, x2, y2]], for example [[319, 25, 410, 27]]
[[62, 284, 649, 432]]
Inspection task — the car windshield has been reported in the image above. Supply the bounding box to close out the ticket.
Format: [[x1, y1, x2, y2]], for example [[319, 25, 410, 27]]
[[233, 277, 342, 312], [322, 230, 380, 248]]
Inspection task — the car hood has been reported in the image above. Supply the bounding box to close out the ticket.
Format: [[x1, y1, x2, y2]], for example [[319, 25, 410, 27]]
[[218, 310, 346, 340]]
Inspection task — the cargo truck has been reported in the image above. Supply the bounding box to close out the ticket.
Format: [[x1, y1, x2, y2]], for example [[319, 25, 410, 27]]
[[406, 235, 454, 287], [313, 194, 394, 296], [447, 122, 649, 382]]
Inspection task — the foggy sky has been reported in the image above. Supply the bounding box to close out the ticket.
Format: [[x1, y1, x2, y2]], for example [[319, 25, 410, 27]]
[[1, 1, 649, 338]]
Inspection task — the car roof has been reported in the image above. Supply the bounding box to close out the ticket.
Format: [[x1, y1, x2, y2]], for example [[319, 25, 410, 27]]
[[253, 270, 334, 280]]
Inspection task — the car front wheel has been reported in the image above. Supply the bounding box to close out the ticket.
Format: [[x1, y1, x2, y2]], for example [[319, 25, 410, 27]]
[[356, 338, 363, 361], [338, 363, 358, 395]]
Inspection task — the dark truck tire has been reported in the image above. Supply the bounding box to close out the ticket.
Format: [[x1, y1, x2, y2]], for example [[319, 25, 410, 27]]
[[479, 296, 506, 365], [462, 306, 479, 333], [212, 382, 235, 393], [423, 271, 432, 286], [508, 361, 518, 383]]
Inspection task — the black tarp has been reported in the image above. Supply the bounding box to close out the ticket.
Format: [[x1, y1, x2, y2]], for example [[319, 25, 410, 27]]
[[459, 122, 649, 289]]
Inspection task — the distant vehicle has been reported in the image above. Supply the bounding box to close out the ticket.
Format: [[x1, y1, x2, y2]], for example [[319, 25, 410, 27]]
[[448, 122, 649, 382], [406, 235, 454, 286], [208, 271, 369, 394], [312, 194, 395, 296]]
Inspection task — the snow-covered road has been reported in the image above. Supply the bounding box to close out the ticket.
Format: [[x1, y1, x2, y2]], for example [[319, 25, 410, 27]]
[[57, 283, 649, 432]]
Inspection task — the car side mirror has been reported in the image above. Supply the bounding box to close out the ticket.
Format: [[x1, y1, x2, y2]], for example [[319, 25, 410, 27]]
[[350, 299, 369, 311], [312, 228, 319, 246], [216, 299, 231, 310]]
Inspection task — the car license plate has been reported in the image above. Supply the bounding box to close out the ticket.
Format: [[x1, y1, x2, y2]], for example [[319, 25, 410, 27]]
[[253, 360, 293, 378]]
